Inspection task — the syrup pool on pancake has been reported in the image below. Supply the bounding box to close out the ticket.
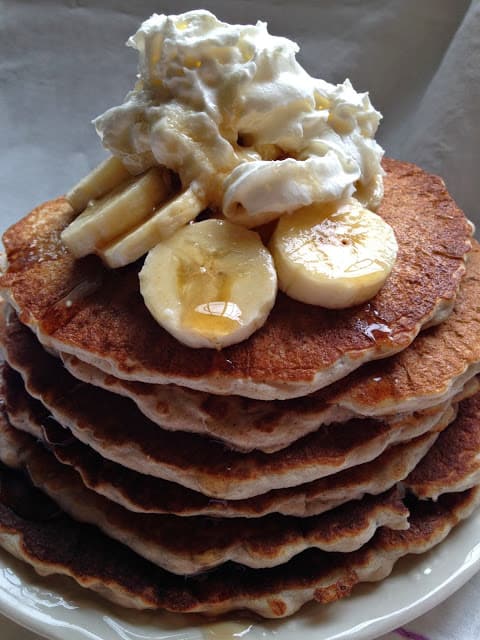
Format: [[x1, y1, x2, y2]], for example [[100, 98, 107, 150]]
[[61, 10, 398, 348]]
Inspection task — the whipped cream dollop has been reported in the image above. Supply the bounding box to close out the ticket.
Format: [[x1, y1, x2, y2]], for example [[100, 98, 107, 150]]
[[94, 10, 384, 225]]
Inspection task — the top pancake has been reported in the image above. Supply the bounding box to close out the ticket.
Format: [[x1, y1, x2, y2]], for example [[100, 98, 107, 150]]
[[61, 242, 480, 452], [0, 158, 472, 400]]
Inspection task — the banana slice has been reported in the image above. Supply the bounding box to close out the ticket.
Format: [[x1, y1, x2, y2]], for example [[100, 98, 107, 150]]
[[66, 156, 132, 214], [139, 219, 278, 349], [61, 167, 173, 258], [100, 186, 205, 268], [270, 199, 398, 308]]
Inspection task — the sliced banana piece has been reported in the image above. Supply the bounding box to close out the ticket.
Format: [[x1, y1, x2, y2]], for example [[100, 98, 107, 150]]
[[270, 198, 398, 308], [61, 167, 173, 258], [66, 156, 132, 214], [100, 186, 205, 268], [140, 219, 278, 349]]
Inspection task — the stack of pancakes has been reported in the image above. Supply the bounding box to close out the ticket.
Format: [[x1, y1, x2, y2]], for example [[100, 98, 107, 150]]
[[0, 157, 479, 618]]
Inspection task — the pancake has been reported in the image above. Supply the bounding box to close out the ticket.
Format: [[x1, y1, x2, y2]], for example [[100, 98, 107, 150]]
[[2, 302, 465, 456], [61, 353, 352, 452], [60, 241, 480, 452], [406, 392, 480, 499], [8, 383, 480, 576], [0, 307, 348, 454], [0, 411, 410, 574], [0, 460, 478, 617], [0, 158, 472, 400], [1, 362, 455, 500], [0, 353, 442, 517], [3, 389, 439, 518], [6, 383, 480, 576]]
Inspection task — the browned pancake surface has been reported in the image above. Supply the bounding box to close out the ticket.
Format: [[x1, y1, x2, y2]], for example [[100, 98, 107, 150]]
[[407, 393, 480, 498], [61, 241, 480, 451], [0, 159, 472, 399], [0, 357, 451, 499], [0, 411, 410, 574], [0, 360, 436, 520], [0, 460, 477, 617], [6, 390, 437, 517]]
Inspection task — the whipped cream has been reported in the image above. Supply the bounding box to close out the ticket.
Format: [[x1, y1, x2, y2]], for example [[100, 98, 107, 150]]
[[94, 10, 384, 225]]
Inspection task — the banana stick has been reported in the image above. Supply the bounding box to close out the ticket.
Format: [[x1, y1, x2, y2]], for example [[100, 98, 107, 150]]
[[66, 156, 132, 214], [101, 186, 205, 268], [62, 167, 173, 258]]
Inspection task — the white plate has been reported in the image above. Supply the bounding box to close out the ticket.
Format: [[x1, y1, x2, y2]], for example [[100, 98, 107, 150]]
[[0, 506, 479, 640]]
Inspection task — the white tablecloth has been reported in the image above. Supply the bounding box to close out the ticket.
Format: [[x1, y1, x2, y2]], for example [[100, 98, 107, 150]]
[[1, 1, 479, 638]]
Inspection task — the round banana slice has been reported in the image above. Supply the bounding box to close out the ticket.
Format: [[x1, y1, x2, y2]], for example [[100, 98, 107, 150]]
[[270, 199, 398, 308], [139, 219, 278, 349]]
